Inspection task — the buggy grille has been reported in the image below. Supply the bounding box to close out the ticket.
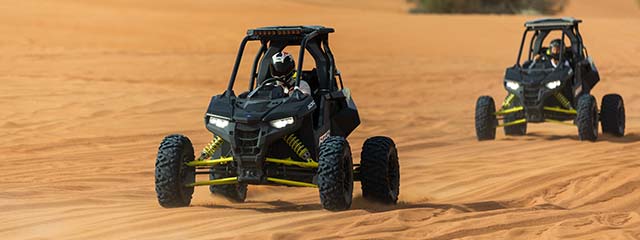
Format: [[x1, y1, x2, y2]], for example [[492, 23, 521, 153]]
[[235, 124, 260, 155], [523, 87, 540, 106]]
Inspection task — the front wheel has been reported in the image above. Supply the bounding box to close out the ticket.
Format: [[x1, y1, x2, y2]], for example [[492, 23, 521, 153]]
[[360, 136, 399, 204], [576, 94, 599, 141], [317, 136, 354, 211], [475, 96, 497, 141], [155, 134, 196, 207], [600, 94, 625, 137], [210, 168, 247, 203], [209, 141, 247, 203], [503, 97, 527, 136]]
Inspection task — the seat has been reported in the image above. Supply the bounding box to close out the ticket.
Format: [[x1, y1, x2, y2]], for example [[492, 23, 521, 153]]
[[301, 68, 319, 95]]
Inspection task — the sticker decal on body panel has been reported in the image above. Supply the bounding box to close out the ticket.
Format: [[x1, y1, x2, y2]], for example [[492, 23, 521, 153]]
[[319, 130, 330, 144]]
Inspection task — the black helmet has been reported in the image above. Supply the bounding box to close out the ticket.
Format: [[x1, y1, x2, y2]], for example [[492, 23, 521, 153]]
[[270, 51, 295, 78], [548, 39, 563, 60], [550, 39, 563, 48]]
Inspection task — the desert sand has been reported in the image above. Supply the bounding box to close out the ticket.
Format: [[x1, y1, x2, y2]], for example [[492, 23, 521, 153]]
[[2, 0, 640, 239]]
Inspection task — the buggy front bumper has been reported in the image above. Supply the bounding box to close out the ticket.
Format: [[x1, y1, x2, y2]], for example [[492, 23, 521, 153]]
[[204, 118, 305, 184], [505, 86, 575, 123]]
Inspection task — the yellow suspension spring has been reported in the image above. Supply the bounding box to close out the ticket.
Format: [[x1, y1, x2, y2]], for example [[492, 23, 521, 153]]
[[283, 134, 313, 162], [198, 135, 223, 160], [554, 92, 572, 109], [502, 93, 515, 108]]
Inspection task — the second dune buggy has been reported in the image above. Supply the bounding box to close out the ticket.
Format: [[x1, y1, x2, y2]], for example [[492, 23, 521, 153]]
[[475, 18, 625, 142], [154, 26, 400, 211]]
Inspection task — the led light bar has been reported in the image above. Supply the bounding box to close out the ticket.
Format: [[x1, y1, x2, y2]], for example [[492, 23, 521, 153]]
[[248, 29, 303, 36]]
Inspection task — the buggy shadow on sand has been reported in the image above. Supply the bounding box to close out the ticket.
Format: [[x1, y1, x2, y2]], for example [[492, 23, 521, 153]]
[[475, 18, 625, 142], [155, 26, 399, 211]]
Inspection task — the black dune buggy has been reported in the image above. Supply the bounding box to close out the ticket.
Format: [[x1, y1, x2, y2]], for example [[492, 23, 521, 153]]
[[155, 26, 399, 211], [475, 18, 625, 141]]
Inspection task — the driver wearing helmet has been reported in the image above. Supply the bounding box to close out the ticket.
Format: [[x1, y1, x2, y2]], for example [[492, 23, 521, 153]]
[[534, 39, 570, 68], [270, 51, 311, 96]]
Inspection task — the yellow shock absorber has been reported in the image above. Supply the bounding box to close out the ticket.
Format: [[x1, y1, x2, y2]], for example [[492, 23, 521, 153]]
[[198, 135, 223, 160], [554, 92, 572, 109], [502, 93, 515, 108], [283, 134, 313, 162]]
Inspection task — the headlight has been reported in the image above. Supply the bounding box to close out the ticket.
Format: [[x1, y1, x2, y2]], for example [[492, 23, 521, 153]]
[[208, 116, 229, 128], [505, 80, 520, 90], [545, 80, 561, 89], [270, 117, 294, 129]]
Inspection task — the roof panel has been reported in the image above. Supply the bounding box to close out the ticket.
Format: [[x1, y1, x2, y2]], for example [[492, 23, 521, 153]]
[[525, 17, 582, 28]]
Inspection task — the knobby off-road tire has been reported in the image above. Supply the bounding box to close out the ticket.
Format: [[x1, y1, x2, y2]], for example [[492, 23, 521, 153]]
[[360, 136, 400, 204], [209, 170, 247, 203], [209, 141, 247, 203], [600, 94, 625, 137], [503, 97, 527, 136], [317, 136, 354, 211], [475, 96, 497, 140], [155, 134, 196, 207], [576, 94, 599, 141]]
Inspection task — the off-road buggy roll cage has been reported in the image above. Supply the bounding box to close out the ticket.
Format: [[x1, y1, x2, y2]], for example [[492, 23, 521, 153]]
[[225, 26, 342, 97], [516, 18, 588, 65], [516, 18, 588, 70]]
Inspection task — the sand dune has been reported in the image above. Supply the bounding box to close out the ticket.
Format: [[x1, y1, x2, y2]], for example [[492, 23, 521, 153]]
[[563, 0, 640, 18], [2, 0, 640, 239]]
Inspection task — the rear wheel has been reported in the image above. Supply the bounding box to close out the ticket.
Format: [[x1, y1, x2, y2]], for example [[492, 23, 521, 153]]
[[155, 134, 196, 208], [360, 136, 399, 204], [576, 94, 599, 141], [600, 94, 625, 137], [475, 96, 497, 140], [317, 136, 354, 211], [209, 141, 247, 202]]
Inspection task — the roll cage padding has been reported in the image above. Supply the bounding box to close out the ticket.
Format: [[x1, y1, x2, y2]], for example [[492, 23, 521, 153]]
[[305, 38, 330, 92], [322, 36, 339, 91]]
